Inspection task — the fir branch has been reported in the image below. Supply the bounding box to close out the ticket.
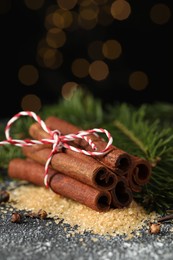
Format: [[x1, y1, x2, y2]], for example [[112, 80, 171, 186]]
[[106, 103, 173, 163], [113, 120, 147, 156]]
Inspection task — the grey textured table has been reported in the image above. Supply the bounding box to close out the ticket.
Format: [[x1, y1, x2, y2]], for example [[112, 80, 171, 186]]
[[0, 178, 173, 260]]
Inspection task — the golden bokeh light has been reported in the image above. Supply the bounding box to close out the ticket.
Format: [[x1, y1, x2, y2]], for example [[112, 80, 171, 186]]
[[44, 12, 55, 30], [0, 0, 11, 14], [43, 48, 63, 69], [89, 60, 109, 81], [78, 0, 94, 7], [102, 39, 122, 60], [150, 4, 171, 25], [79, 7, 98, 21], [111, 0, 131, 21], [24, 0, 45, 10], [46, 28, 66, 48], [21, 94, 42, 112], [53, 9, 73, 29], [78, 12, 98, 30], [78, 0, 99, 29], [57, 0, 78, 10], [88, 41, 104, 60], [71, 58, 89, 78], [129, 71, 149, 91], [61, 82, 79, 100], [18, 65, 39, 86]]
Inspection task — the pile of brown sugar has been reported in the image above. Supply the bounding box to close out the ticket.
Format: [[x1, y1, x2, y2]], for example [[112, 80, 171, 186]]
[[9, 183, 157, 238]]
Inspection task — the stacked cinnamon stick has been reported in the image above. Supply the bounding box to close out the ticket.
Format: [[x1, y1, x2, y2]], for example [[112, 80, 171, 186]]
[[8, 116, 152, 212]]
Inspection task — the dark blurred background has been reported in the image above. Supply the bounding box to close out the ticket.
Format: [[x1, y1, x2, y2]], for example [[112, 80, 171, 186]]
[[0, 0, 172, 118]]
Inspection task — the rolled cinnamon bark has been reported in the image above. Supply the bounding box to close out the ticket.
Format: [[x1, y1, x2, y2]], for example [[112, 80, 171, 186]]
[[8, 158, 111, 211], [22, 144, 117, 191], [43, 116, 132, 175], [28, 122, 118, 190], [110, 176, 133, 208], [128, 156, 152, 192]]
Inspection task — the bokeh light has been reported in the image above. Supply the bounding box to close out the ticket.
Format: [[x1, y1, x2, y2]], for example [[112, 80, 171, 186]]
[[53, 9, 73, 29], [61, 82, 79, 100], [57, 0, 78, 10], [129, 71, 149, 91], [46, 28, 66, 48], [79, 4, 99, 21], [71, 58, 89, 78], [43, 48, 63, 69], [78, 14, 98, 30], [18, 65, 39, 86], [78, 0, 94, 7], [89, 60, 109, 81], [150, 4, 171, 25], [1, 0, 172, 118], [21, 94, 42, 112], [102, 39, 122, 60], [111, 0, 131, 21], [24, 0, 45, 10]]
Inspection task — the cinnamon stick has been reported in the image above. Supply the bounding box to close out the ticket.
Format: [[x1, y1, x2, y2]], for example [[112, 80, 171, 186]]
[[110, 176, 133, 208], [8, 158, 112, 212], [22, 144, 117, 191], [127, 156, 152, 192], [40, 116, 133, 175], [28, 122, 118, 190]]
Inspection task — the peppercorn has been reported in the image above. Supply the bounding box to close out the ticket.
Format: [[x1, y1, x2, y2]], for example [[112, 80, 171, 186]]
[[0, 190, 10, 203], [37, 209, 47, 219], [11, 212, 22, 223]]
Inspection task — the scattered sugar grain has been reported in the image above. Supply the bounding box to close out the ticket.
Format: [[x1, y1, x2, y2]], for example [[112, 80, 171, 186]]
[[9, 184, 156, 238]]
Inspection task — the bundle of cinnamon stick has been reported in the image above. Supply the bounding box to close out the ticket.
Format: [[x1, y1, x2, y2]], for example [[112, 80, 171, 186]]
[[8, 116, 152, 212]]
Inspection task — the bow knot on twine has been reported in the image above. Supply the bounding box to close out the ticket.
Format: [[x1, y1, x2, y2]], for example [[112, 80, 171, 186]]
[[0, 111, 113, 187]]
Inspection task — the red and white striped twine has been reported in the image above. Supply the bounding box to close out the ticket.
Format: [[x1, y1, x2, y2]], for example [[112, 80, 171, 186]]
[[0, 111, 113, 187]]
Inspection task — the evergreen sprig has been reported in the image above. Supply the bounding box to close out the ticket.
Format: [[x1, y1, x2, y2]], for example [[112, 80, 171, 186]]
[[0, 88, 173, 213]]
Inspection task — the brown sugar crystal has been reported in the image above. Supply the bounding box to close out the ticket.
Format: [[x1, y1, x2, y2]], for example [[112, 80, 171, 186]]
[[9, 183, 156, 238]]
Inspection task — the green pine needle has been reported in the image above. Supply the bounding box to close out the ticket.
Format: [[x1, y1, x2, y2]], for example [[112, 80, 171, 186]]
[[0, 88, 173, 214]]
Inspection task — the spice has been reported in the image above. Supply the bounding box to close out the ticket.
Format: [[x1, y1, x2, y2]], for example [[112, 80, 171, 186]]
[[22, 145, 117, 191], [43, 117, 151, 186], [26, 209, 48, 219], [8, 158, 112, 211], [11, 212, 22, 223], [28, 119, 151, 195], [36, 117, 133, 174], [37, 209, 47, 219], [149, 222, 161, 234], [13, 117, 151, 210], [0, 190, 10, 203], [110, 176, 133, 208], [127, 156, 151, 192]]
